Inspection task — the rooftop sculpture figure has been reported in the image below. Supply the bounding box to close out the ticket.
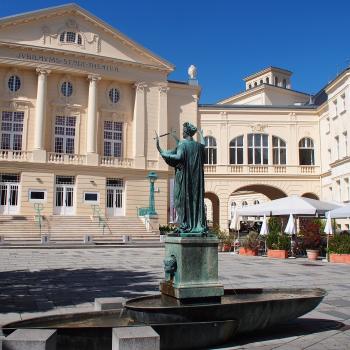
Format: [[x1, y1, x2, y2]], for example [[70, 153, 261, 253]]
[[156, 122, 208, 237]]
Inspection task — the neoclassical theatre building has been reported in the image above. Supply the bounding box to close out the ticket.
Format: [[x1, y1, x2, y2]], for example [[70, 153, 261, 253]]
[[0, 4, 348, 236]]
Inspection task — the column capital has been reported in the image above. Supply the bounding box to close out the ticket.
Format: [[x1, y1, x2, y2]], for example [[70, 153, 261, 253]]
[[134, 81, 147, 91], [88, 74, 101, 82], [158, 85, 169, 95], [36, 68, 51, 75]]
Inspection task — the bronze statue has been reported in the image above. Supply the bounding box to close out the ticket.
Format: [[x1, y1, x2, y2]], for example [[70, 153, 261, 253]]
[[156, 122, 208, 237]]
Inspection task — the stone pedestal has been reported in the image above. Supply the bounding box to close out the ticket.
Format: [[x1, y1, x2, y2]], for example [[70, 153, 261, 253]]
[[160, 237, 224, 302], [112, 326, 159, 350]]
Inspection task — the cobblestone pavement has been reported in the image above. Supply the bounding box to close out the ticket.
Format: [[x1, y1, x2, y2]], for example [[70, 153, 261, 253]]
[[0, 248, 350, 349]]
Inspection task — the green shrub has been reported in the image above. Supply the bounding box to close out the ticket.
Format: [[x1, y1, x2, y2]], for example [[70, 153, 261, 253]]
[[266, 231, 290, 250], [329, 233, 350, 254], [159, 224, 177, 233], [211, 225, 228, 242], [268, 216, 282, 235], [242, 231, 261, 250]]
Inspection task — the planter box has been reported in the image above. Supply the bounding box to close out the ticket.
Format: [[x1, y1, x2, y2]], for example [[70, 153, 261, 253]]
[[306, 249, 319, 261], [267, 249, 288, 259], [239, 248, 258, 256], [329, 253, 350, 264]]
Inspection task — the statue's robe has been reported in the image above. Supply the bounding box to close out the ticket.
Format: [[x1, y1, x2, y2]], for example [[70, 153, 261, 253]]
[[161, 138, 208, 235]]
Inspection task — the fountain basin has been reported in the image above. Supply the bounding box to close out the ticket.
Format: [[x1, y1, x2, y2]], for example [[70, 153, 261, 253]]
[[125, 288, 327, 334], [3, 288, 326, 350]]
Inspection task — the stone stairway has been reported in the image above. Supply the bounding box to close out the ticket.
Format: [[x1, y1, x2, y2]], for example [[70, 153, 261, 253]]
[[0, 215, 160, 245]]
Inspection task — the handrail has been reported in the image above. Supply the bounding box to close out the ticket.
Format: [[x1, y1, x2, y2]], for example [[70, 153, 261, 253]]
[[34, 203, 44, 235], [91, 205, 110, 234]]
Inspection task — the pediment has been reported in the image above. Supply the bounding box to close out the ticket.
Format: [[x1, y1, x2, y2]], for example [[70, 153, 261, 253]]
[[0, 4, 173, 71]]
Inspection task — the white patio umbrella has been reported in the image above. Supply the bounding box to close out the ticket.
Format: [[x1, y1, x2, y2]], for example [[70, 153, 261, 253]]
[[327, 204, 350, 219], [284, 214, 296, 235], [260, 215, 269, 254], [230, 207, 240, 253], [323, 211, 333, 262], [237, 195, 340, 217], [284, 214, 296, 257]]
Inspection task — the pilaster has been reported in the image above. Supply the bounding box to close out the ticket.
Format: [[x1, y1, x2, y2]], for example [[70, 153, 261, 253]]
[[133, 82, 147, 168], [86, 74, 100, 164], [33, 68, 50, 162], [158, 84, 169, 170]]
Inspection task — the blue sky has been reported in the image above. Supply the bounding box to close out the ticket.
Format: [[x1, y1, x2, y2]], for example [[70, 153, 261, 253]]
[[1, 0, 349, 103]]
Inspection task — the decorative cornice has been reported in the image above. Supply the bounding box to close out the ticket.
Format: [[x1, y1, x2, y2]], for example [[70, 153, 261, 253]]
[[329, 156, 350, 168], [158, 86, 169, 95], [134, 81, 147, 91], [88, 74, 101, 82], [36, 68, 51, 75]]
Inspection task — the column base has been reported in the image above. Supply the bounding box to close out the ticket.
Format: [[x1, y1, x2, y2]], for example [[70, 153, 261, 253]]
[[32, 149, 47, 163], [86, 153, 99, 166]]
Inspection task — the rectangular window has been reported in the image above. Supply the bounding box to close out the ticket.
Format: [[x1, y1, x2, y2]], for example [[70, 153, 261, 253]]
[[54, 116, 76, 154], [0, 111, 24, 151], [248, 134, 268, 164], [84, 192, 99, 204], [28, 190, 47, 203], [335, 136, 339, 160], [104, 121, 123, 157]]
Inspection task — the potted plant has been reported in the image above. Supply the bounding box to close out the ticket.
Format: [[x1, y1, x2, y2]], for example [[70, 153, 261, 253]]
[[240, 231, 260, 256], [300, 219, 321, 260], [211, 225, 228, 251], [328, 233, 350, 263], [267, 233, 291, 259]]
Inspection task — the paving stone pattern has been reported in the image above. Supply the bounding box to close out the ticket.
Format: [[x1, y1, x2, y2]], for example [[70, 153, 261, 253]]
[[0, 248, 350, 349]]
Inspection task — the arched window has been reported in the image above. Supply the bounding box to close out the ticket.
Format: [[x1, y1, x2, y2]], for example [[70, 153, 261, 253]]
[[248, 84, 252, 89], [254, 82, 258, 87], [204, 136, 217, 164], [272, 136, 286, 164], [254, 200, 259, 205], [266, 77, 270, 84], [59, 31, 83, 45], [247, 133, 268, 164], [283, 79, 287, 88], [231, 201, 236, 207], [260, 79, 263, 84], [275, 77, 278, 86], [242, 200, 248, 207], [229, 136, 243, 164], [299, 137, 315, 165]]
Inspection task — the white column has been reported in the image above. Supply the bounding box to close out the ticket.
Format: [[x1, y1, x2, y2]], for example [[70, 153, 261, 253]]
[[133, 82, 147, 168], [157, 85, 169, 169], [34, 68, 50, 150], [87, 74, 100, 154]]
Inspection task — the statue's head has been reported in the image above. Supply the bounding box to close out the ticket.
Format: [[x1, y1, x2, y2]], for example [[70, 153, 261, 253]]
[[183, 122, 197, 138]]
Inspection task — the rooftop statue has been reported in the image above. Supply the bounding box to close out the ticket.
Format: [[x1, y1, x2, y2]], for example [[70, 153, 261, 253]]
[[156, 122, 208, 237]]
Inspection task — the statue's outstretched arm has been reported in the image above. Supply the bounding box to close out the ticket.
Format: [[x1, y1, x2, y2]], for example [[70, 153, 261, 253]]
[[171, 130, 180, 145], [198, 129, 205, 146]]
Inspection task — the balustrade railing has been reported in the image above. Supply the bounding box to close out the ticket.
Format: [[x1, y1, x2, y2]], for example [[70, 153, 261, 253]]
[[204, 164, 320, 175], [0, 150, 32, 161], [47, 152, 86, 165], [100, 156, 134, 168]]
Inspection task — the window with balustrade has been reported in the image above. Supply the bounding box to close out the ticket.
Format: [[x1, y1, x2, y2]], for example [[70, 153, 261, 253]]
[[229, 136, 243, 164], [299, 137, 315, 165], [247, 133, 268, 164], [272, 136, 286, 165], [204, 136, 217, 164], [54, 116, 76, 154], [104, 121, 123, 157], [0, 111, 24, 151]]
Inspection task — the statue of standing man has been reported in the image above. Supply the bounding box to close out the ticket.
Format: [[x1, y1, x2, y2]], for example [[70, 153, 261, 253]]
[[156, 122, 208, 237]]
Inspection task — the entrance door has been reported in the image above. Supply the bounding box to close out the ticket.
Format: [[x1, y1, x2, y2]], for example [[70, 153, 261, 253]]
[[54, 176, 75, 215], [106, 178, 124, 216], [0, 183, 19, 214]]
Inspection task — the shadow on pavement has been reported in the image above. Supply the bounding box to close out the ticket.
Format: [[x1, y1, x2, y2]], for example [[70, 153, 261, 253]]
[[0, 268, 159, 313], [214, 318, 345, 348]]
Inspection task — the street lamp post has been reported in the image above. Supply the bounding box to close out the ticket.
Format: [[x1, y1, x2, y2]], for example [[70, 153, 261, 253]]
[[147, 171, 158, 216]]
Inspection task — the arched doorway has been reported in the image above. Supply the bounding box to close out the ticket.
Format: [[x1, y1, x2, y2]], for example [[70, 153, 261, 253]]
[[301, 192, 319, 200], [205, 192, 220, 228], [232, 184, 287, 200]]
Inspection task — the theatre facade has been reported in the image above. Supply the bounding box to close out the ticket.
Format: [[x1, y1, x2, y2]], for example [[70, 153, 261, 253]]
[[0, 4, 199, 224], [0, 4, 349, 232]]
